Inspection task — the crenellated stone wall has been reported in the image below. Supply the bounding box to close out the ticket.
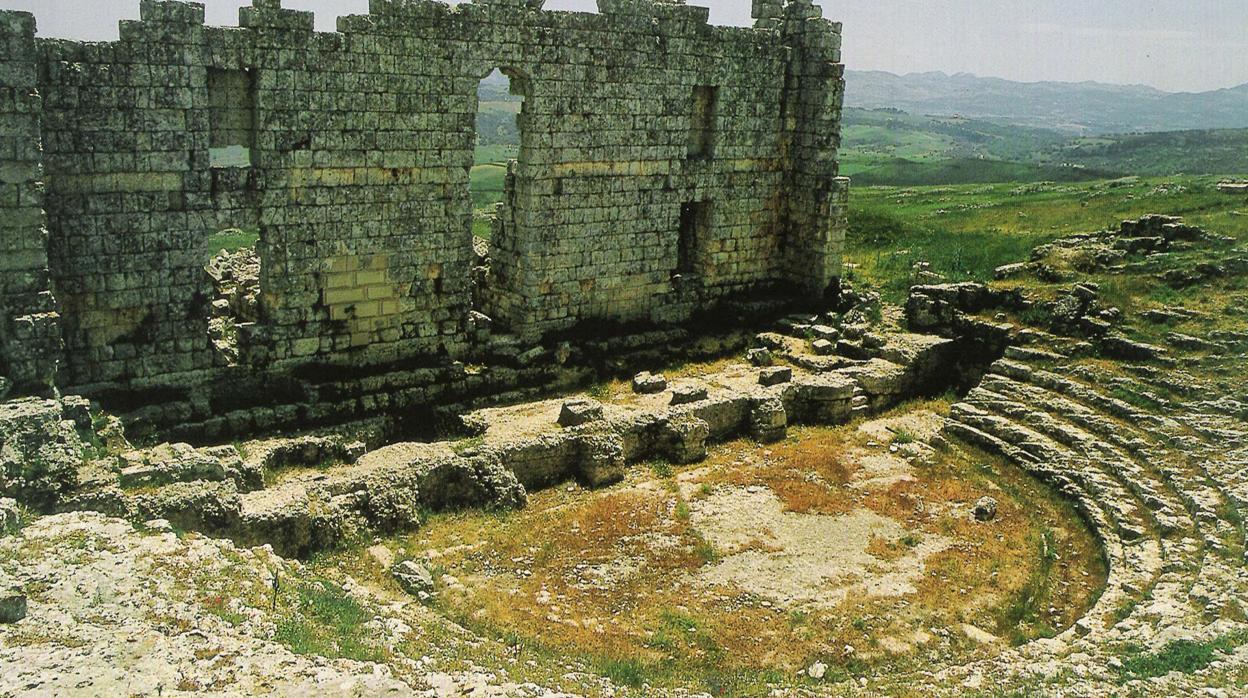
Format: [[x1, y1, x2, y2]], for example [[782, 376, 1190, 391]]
[[0, 0, 847, 417]]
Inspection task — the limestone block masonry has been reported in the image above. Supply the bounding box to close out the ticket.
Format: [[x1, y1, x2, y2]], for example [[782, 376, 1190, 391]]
[[0, 0, 847, 414]]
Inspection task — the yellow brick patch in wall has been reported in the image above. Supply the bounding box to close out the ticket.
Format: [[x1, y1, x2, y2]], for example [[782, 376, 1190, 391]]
[[321, 253, 404, 336]]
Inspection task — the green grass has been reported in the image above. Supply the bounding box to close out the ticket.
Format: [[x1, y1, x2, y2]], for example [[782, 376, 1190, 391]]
[[475, 143, 518, 165], [840, 107, 1248, 181], [273, 577, 386, 663], [995, 528, 1060, 645], [206, 228, 259, 256], [596, 657, 649, 688], [851, 158, 1114, 187], [846, 175, 1248, 304], [470, 144, 518, 239], [1116, 631, 1248, 681], [891, 428, 916, 445], [1052, 128, 1248, 176]]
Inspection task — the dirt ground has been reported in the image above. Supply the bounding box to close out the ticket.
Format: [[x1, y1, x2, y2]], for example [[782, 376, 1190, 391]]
[[394, 400, 1106, 688]]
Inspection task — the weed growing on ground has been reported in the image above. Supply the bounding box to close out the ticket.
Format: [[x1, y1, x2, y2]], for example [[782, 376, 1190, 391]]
[[1115, 631, 1248, 681], [273, 578, 387, 663]]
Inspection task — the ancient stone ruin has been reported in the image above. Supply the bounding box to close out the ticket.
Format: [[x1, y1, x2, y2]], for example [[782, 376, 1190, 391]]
[[0, 0, 847, 439], [4, 2, 1248, 697]]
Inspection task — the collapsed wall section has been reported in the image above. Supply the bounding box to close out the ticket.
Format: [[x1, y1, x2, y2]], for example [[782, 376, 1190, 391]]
[[0, 0, 847, 411]]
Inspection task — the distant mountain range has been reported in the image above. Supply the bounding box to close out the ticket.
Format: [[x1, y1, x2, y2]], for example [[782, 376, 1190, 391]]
[[845, 71, 1248, 135]]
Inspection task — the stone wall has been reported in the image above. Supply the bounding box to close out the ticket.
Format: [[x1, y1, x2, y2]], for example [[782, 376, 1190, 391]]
[[0, 12, 62, 395], [0, 0, 847, 408]]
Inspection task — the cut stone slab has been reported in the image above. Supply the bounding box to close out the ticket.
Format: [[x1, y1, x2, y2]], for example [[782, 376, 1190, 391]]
[[812, 338, 835, 356], [758, 366, 793, 387], [670, 383, 709, 406], [810, 324, 839, 342], [558, 399, 603, 427], [749, 396, 787, 443], [631, 371, 667, 395]]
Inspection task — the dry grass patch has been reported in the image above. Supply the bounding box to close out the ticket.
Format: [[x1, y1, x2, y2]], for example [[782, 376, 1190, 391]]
[[396, 406, 1106, 694]]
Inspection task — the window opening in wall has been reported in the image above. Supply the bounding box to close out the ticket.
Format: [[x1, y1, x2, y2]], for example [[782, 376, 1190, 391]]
[[208, 68, 256, 168], [687, 85, 718, 159], [471, 69, 525, 239], [677, 200, 712, 276], [470, 67, 529, 311]]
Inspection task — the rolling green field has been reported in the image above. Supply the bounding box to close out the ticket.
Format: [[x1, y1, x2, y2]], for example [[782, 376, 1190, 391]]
[[471, 144, 517, 221], [847, 175, 1248, 302], [840, 108, 1248, 185]]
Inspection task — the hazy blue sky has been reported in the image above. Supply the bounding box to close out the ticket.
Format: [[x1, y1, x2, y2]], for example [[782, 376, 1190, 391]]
[[6, 0, 1247, 92]]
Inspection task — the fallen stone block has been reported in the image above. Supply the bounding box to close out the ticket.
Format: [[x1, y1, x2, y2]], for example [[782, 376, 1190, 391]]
[[670, 383, 708, 406], [973, 496, 998, 522], [758, 367, 792, 387], [810, 324, 839, 342], [631, 371, 667, 395], [994, 262, 1031, 279], [558, 399, 603, 427], [516, 346, 546, 367], [812, 338, 835, 356]]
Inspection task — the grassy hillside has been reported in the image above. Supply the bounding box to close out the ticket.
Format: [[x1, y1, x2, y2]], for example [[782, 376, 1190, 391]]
[[846, 70, 1248, 134], [846, 174, 1248, 302], [849, 158, 1114, 187], [841, 108, 1248, 184], [1047, 129, 1248, 176], [843, 108, 1068, 163]]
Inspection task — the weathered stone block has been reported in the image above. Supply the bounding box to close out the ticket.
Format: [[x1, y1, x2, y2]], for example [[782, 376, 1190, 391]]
[[749, 396, 786, 443], [661, 413, 709, 464], [392, 560, 435, 599], [746, 347, 774, 366], [559, 399, 603, 427], [577, 431, 626, 488], [758, 366, 792, 387], [632, 371, 667, 395], [670, 383, 709, 406]]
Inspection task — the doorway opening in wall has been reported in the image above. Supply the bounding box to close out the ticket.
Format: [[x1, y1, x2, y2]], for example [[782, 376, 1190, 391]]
[[205, 67, 261, 364], [677, 200, 712, 277]]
